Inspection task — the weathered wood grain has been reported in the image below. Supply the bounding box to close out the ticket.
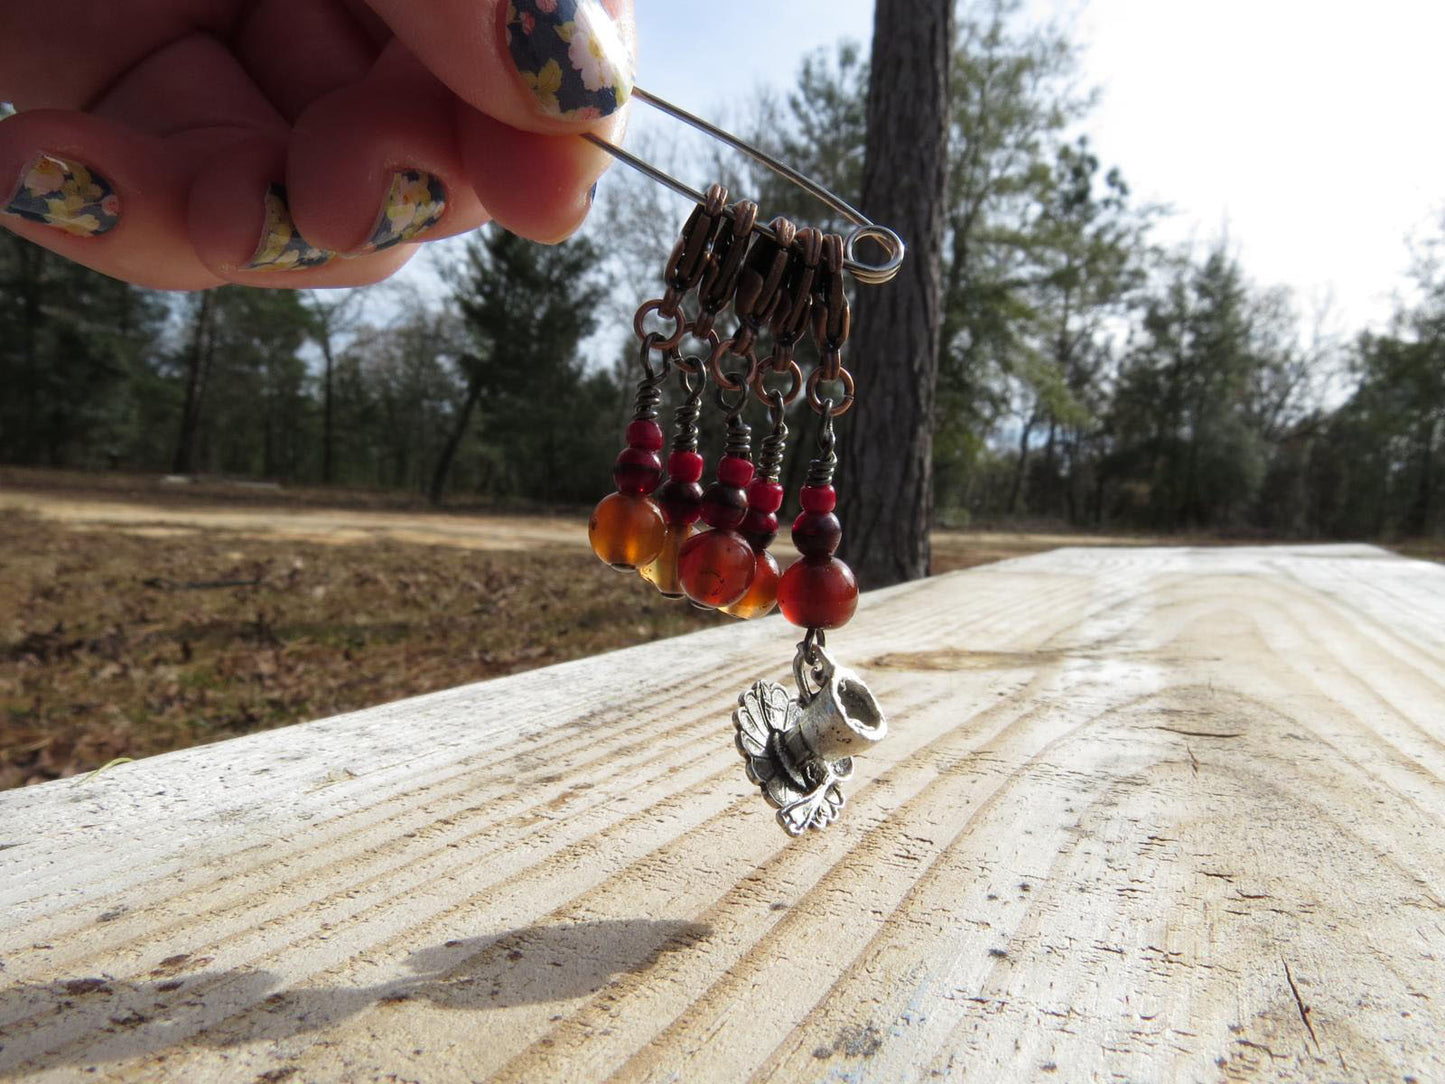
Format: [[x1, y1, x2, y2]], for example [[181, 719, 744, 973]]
[[1, 544, 1442, 1083]]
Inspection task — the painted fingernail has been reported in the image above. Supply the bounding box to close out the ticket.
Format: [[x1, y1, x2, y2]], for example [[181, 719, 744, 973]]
[[3, 154, 120, 236], [505, 0, 633, 119], [587, 181, 598, 207], [247, 183, 333, 271], [365, 170, 447, 252]]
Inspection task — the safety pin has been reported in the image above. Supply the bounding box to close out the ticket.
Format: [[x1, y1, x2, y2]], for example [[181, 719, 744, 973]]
[[582, 86, 906, 286]]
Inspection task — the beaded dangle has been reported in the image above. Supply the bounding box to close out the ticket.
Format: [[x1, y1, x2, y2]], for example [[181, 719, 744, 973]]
[[587, 174, 900, 836]]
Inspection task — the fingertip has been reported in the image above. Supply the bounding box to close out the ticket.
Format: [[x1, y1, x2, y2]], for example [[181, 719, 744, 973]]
[[188, 138, 413, 285], [456, 106, 609, 243], [0, 109, 222, 289]]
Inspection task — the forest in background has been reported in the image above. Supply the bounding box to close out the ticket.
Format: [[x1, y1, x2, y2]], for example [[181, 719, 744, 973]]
[[2, 0, 1442, 541]]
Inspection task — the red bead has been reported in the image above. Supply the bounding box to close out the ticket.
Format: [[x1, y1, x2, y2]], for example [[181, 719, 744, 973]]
[[777, 556, 858, 629], [678, 529, 755, 608], [613, 446, 663, 494], [720, 550, 780, 619], [656, 478, 704, 525], [626, 419, 665, 451], [792, 511, 842, 556], [667, 450, 705, 482], [800, 485, 836, 513], [746, 479, 785, 514], [588, 492, 666, 570], [717, 455, 755, 488], [700, 482, 748, 530], [739, 509, 778, 552]]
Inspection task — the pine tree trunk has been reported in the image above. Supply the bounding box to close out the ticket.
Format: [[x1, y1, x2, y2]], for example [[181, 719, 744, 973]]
[[173, 290, 215, 475], [429, 359, 485, 506], [835, 0, 952, 588]]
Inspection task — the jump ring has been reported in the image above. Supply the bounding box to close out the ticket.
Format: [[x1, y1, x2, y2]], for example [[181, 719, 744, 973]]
[[633, 299, 687, 352], [806, 365, 855, 416], [752, 358, 803, 406]]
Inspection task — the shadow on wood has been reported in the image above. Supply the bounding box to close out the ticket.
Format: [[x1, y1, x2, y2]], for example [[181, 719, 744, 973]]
[[0, 920, 710, 1075]]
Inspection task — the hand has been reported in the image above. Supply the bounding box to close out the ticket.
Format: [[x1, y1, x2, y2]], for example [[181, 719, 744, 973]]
[[0, 0, 634, 289]]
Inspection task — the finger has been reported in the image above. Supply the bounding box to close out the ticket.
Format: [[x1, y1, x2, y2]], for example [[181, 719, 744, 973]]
[[233, 0, 381, 122], [286, 43, 487, 255], [454, 106, 606, 243], [0, 108, 222, 290], [187, 135, 415, 286], [361, 0, 634, 134]]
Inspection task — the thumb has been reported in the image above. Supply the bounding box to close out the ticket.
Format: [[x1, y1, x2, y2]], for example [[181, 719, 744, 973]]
[[361, 0, 635, 133]]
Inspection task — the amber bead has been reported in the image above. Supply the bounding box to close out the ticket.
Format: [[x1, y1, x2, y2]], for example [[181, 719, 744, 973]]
[[588, 492, 666, 571], [792, 511, 842, 556], [678, 528, 755, 609], [720, 549, 780, 619], [778, 555, 858, 629], [639, 521, 691, 598]]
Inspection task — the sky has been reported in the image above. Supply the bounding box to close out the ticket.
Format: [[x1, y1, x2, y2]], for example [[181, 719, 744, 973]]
[[624, 0, 1445, 337]]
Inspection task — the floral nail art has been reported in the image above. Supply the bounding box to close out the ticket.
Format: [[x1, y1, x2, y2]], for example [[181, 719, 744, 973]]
[[3, 155, 120, 236], [247, 184, 333, 272], [366, 170, 447, 252], [506, 0, 633, 120]]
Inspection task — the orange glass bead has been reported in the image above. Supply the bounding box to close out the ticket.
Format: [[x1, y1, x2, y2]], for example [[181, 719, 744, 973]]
[[588, 492, 666, 571], [639, 521, 692, 598], [678, 528, 755, 609], [777, 555, 858, 629], [720, 549, 780, 619]]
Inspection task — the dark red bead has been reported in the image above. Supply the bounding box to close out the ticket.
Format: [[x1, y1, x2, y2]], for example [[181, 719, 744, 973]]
[[613, 446, 663, 494], [626, 419, 665, 451], [777, 555, 858, 629], [746, 479, 785, 514], [700, 482, 748, 530], [792, 510, 842, 556], [656, 478, 704, 525], [799, 484, 837, 513], [739, 509, 778, 552], [667, 450, 705, 483], [716, 455, 755, 488], [679, 529, 756, 608]]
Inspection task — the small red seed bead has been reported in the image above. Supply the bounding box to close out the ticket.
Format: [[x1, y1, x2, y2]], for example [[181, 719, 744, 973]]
[[777, 555, 858, 629], [799, 484, 837, 513], [700, 483, 748, 530], [656, 478, 704, 525], [667, 450, 705, 483], [626, 419, 665, 451], [716, 455, 755, 488], [746, 479, 785, 514], [613, 446, 663, 494], [739, 509, 778, 551], [678, 529, 756, 608], [792, 510, 842, 556]]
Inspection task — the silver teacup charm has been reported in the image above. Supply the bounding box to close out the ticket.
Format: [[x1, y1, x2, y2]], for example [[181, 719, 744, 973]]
[[733, 634, 887, 835]]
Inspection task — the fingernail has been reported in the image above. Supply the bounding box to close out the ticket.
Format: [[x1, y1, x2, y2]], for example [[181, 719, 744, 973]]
[[587, 181, 598, 207], [247, 183, 333, 271], [364, 170, 447, 253], [505, 0, 633, 119], [3, 154, 120, 236]]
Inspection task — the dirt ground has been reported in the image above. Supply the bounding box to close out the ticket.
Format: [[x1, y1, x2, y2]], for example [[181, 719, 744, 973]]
[[0, 468, 1386, 789]]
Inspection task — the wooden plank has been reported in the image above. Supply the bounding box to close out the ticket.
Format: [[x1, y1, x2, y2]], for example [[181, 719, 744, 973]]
[[1, 543, 1442, 1083]]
